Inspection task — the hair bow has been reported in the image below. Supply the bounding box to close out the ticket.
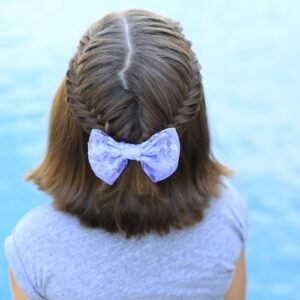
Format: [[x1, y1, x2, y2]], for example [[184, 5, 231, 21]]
[[87, 127, 180, 185]]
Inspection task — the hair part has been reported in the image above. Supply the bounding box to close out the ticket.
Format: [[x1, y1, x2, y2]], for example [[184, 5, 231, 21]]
[[25, 8, 235, 239], [118, 15, 132, 90]]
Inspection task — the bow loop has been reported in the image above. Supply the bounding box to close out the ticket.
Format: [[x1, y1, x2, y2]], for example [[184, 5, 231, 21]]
[[87, 128, 180, 184]]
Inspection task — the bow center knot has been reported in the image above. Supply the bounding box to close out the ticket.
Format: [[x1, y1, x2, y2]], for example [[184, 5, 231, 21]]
[[121, 143, 142, 160]]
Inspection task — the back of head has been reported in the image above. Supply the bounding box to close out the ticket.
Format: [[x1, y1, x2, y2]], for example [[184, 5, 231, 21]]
[[25, 8, 234, 239]]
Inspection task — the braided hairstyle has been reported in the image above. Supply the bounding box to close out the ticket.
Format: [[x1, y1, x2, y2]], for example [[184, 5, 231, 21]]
[[25, 8, 234, 238], [65, 9, 202, 143]]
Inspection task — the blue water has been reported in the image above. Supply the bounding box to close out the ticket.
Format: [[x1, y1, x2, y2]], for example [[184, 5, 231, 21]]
[[1, 1, 299, 299]]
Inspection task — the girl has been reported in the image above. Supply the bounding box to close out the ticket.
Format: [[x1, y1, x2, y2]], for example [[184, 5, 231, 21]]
[[4, 8, 249, 300]]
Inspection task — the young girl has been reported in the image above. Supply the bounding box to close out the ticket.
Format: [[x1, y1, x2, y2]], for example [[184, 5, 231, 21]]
[[4, 8, 249, 300]]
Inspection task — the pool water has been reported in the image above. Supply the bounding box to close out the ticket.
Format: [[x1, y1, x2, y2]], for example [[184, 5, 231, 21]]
[[1, 1, 300, 299]]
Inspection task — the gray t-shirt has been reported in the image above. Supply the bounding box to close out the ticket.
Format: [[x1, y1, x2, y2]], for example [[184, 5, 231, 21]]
[[4, 181, 249, 300]]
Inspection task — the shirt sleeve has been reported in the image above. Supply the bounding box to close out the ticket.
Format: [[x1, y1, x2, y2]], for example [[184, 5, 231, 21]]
[[234, 189, 249, 247], [4, 221, 45, 300], [223, 181, 250, 247]]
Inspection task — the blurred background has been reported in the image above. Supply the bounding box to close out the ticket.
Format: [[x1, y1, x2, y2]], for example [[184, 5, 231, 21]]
[[1, 0, 299, 299]]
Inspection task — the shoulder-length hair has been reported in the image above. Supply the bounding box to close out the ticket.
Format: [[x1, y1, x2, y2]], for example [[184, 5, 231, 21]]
[[25, 8, 235, 238]]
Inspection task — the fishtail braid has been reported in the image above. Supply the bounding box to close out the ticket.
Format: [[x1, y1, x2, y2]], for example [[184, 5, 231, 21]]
[[65, 34, 104, 134], [165, 20, 203, 135]]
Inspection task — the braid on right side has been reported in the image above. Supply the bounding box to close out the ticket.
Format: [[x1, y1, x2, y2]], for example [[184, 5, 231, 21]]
[[164, 19, 203, 136], [165, 57, 202, 135]]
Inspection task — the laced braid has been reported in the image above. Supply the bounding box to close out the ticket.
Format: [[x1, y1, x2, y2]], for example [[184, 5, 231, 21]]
[[162, 19, 202, 136], [65, 35, 104, 134]]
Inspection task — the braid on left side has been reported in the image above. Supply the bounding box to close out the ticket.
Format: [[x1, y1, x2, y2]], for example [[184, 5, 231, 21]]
[[65, 34, 105, 134]]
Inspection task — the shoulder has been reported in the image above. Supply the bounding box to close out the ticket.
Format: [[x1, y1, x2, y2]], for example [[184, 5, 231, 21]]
[[4, 201, 79, 264], [219, 181, 249, 217], [208, 180, 250, 246], [8, 201, 77, 241], [4, 201, 76, 300], [16, 200, 72, 225]]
